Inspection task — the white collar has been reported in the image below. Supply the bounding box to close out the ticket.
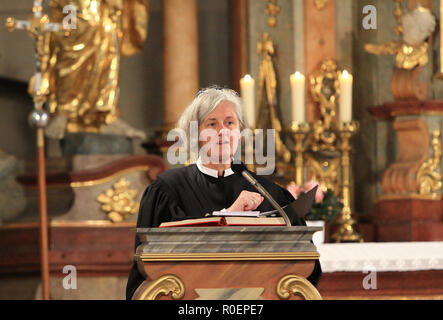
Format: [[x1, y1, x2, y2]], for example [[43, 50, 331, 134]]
[[196, 157, 235, 178]]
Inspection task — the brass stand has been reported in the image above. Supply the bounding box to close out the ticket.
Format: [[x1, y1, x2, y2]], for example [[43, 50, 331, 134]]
[[331, 121, 362, 243], [289, 123, 310, 186]]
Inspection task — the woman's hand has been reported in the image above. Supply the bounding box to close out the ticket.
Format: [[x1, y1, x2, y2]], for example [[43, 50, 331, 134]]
[[227, 191, 264, 212]]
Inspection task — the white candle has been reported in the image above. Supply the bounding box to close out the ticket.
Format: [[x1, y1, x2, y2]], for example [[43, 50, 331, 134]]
[[240, 74, 256, 128], [290, 72, 306, 124], [339, 70, 353, 123]]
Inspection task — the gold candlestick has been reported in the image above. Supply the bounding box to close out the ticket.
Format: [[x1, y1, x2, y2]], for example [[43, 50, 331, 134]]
[[289, 123, 310, 186], [331, 121, 363, 243], [245, 128, 256, 172]]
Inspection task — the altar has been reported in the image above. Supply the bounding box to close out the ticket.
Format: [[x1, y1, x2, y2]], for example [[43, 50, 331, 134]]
[[317, 242, 443, 299]]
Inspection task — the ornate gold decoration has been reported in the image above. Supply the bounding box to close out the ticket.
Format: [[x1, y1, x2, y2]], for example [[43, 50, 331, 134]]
[[97, 178, 139, 223], [308, 58, 340, 152], [314, 0, 329, 10], [41, 0, 149, 134], [5, 17, 17, 32], [290, 58, 341, 195], [365, 41, 429, 70], [287, 59, 361, 242], [6, 1, 59, 107], [417, 131, 442, 196], [256, 32, 291, 170], [137, 251, 320, 262], [265, 0, 280, 28], [305, 153, 339, 191], [331, 121, 362, 243], [276, 275, 322, 300], [136, 275, 185, 300], [365, 5, 435, 70]]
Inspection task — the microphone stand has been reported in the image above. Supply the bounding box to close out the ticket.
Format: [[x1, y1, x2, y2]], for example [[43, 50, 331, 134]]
[[240, 172, 292, 227]]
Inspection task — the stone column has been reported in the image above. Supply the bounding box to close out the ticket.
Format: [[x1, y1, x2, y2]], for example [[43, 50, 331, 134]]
[[162, 0, 199, 133]]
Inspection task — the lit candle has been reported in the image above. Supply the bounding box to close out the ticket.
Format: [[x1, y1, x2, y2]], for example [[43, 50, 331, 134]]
[[240, 74, 256, 128], [339, 70, 353, 123], [290, 72, 306, 124]]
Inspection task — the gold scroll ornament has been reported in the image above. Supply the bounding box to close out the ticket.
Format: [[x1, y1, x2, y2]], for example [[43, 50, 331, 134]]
[[38, 0, 149, 133], [276, 275, 322, 300], [135, 275, 185, 300], [417, 130, 442, 196], [97, 177, 139, 222]]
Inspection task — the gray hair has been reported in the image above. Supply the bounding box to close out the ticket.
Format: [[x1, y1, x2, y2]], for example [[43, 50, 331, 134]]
[[177, 86, 248, 144]]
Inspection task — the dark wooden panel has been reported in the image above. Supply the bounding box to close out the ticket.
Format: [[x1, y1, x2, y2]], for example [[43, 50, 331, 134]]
[[0, 223, 136, 276]]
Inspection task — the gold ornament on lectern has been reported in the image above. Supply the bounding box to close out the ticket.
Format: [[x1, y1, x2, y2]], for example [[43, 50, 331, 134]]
[[136, 275, 185, 300], [276, 274, 322, 300]]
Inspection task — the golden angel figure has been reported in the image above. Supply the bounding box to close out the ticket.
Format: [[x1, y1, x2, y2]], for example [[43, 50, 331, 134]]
[[38, 0, 149, 139], [364, 6, 435, 70]]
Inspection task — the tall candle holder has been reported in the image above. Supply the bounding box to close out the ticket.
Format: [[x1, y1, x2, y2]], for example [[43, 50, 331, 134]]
[[244, 127, 256, 172], [288, 123, 310, 186], [331, 121, 362, 243]]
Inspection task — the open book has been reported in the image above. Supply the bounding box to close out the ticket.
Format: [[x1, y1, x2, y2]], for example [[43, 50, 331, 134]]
[[211, 210, 275, 217], [159, 216, 286, 228], [211, 185, 318, 220]]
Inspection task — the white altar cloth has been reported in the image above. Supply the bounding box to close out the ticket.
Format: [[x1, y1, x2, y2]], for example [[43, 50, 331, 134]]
[[317, 242, 443, 273]]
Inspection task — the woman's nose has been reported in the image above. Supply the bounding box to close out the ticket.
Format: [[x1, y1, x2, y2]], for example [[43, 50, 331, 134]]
[[218, 127, 230, 136]]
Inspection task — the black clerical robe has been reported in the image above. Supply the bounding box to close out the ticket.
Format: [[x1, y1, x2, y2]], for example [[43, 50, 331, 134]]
[[126, 164, 322, 299]]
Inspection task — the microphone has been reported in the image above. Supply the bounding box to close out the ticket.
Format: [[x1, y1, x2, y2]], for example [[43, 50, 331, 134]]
[[231, 163, 292, 227]]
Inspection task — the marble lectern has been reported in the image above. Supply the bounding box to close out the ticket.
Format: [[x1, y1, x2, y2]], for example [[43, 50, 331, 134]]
[[132, 226, 322, 300]]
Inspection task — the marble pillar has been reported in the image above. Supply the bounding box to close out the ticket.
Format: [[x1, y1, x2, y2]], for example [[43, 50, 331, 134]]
[[162, 0, 200, 133]]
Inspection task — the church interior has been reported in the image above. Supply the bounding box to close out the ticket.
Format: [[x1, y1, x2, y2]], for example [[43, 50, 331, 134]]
[[1, 0, 443, 300]]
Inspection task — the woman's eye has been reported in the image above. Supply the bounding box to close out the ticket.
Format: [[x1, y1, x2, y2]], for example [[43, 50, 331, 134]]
[[208, 123, 216, 127]]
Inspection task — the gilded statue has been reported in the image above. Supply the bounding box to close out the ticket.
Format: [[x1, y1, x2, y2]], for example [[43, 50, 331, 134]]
[[365, 5, 435, 70], [417, 131, 442, 196], [256, 32, 291, 166], [36, 0, 149, 139]]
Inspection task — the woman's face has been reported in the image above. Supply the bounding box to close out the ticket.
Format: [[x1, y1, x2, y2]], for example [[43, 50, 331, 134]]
[[199, 101, 241, 164]]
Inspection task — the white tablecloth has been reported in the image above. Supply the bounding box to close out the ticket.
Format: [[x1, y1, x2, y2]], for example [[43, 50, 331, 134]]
[[317, 242, 443, 273]]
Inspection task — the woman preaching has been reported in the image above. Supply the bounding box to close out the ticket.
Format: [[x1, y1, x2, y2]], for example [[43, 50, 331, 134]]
[[126, 86, 322, 299]]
